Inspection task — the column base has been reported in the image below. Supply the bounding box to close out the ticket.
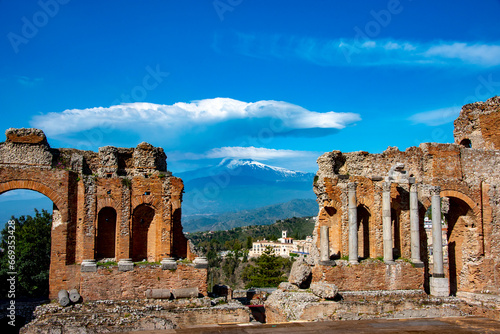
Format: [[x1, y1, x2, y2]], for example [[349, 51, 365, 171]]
[[348, 260, 359, 265], [319, 260, 336, 266], [430, 277, 449, 297], [384, 260, 395, 265], [411, 259, 425, 268]]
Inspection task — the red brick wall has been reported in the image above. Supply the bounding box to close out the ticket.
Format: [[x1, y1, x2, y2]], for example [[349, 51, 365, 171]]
[[312, 261, 425, 291], [79, 264, 207, 300]]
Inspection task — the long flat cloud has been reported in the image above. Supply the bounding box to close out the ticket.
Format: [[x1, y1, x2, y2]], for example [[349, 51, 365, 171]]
[[409, 107, 461, 126], [30, 98, 360, 148], [179, 146, 319, 161], [214, 32, 500, 67]]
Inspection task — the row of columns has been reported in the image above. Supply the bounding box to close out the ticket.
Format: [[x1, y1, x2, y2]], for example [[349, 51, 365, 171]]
[[320, 182, 445, 269], [319, 183, 448, 295]]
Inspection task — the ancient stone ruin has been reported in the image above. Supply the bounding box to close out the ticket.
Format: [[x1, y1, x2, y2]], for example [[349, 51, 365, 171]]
[[0, 129, 207, 300], [311, 96, 500, 297]]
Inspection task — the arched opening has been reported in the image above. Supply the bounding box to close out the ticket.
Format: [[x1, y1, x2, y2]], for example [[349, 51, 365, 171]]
[[391, 208, 401, 259], [460, 138, 472, 148], [95, 207, 117, 260], [131, 204, 156, 262], [319, 206, 342, 259], [357, 205, 371, 259], [446, 196, 477, 295], [0, 189, 53, 300]]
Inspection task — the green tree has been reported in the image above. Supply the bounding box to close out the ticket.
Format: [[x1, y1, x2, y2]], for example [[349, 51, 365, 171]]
[[245, 236, 253, 249], [0, 209, 52, 298], [245, 247, 288, 288]]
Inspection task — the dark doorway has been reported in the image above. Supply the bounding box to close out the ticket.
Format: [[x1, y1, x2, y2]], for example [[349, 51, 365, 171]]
[[131, 204, 155, 262], [95, 207, 117, 259], [357, 205, 371, 259]]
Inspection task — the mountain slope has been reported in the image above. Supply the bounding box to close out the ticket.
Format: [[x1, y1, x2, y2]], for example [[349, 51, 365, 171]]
[[178, 159, 316, 215], [182, 198, 319, 232]]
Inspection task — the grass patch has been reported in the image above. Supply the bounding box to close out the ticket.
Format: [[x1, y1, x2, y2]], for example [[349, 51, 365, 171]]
[[96, 261, 118, 267]]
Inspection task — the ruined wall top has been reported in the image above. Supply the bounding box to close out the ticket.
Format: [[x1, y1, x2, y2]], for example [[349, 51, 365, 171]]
[[6, 127, 49, 145], [454, 96, 500, 150], [0, 128, 169, 176]]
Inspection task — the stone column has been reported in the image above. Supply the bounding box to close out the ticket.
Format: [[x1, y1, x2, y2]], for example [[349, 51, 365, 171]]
[[382, 182, 394, 264], [410, 183, 423, 265], [319, 226, 334, 265], [430, 186, 449, 296], [348, 182, 358, 264], [320, 225, 330, 262], [431, 186, 444, 276]]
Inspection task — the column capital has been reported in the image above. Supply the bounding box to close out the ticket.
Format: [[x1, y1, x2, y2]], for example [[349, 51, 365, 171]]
[[430, 186, 441, 196], [382, 182, 391, 192], [347, 182, 357, 191]]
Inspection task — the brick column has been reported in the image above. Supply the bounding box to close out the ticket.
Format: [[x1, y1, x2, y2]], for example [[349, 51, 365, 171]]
[[382, 182, 394, 264], [348, 182, 358, 264]]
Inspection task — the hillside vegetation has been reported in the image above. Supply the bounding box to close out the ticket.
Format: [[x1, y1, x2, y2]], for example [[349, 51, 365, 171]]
[[183, 198, 318, 232], [187, 216, 316, 289]]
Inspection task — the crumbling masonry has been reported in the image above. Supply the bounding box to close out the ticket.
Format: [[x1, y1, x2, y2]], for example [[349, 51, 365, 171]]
[[313, 97, 500, 297], [0, 129, 207, 299]]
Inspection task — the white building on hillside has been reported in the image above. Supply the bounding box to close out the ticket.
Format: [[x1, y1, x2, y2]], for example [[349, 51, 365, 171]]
[[248, 231, 312, 258]]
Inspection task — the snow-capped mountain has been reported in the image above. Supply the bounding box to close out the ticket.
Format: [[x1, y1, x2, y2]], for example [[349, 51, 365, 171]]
[[177, 159, 316, 217], [178, 158, 313, 183]]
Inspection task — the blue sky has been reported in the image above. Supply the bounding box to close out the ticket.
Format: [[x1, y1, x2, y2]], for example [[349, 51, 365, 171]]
[[1, 0, 500, 177]]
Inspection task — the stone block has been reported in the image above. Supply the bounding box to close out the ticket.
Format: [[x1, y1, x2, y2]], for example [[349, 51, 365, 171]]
[[5, 128, 47, 144], [118, 259, 134, 272], [430, 277, 449, 297], [288, 257, 312, 288], [172, 287, 199, 299], [193, 256, 208, 269], [161, 258, 177, 270], [81, 259, 97, 272], [145, 288, 171, 299], [310, 282, 339, 299]]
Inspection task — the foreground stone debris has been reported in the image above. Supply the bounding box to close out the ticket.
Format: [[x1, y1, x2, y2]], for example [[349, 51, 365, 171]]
[[124, 317, 500, 333], [20, 299, 250, 333]]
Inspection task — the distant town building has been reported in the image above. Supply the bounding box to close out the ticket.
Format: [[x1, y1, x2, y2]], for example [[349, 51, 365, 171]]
[[248, 231, 313, 258]]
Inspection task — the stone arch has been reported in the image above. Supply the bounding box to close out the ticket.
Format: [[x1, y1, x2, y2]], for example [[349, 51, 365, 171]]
[[0, 180, 66, 219], [131, 203, 156, 262], [442, 193, 481, 295], [95, 207, 117, 260], [440, 190, 481, 218], [131, 194, 160, 211], [96, 197, 119, 213]]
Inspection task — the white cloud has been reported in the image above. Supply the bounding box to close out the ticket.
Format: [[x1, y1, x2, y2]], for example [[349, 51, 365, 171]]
[[31, 98, 360, 141], [190, 146, 319, 161], [0, 189, 49, 203], [215, 32, 500, 67], [409, 107, 461, 126], [15, 75, 44, 87]]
